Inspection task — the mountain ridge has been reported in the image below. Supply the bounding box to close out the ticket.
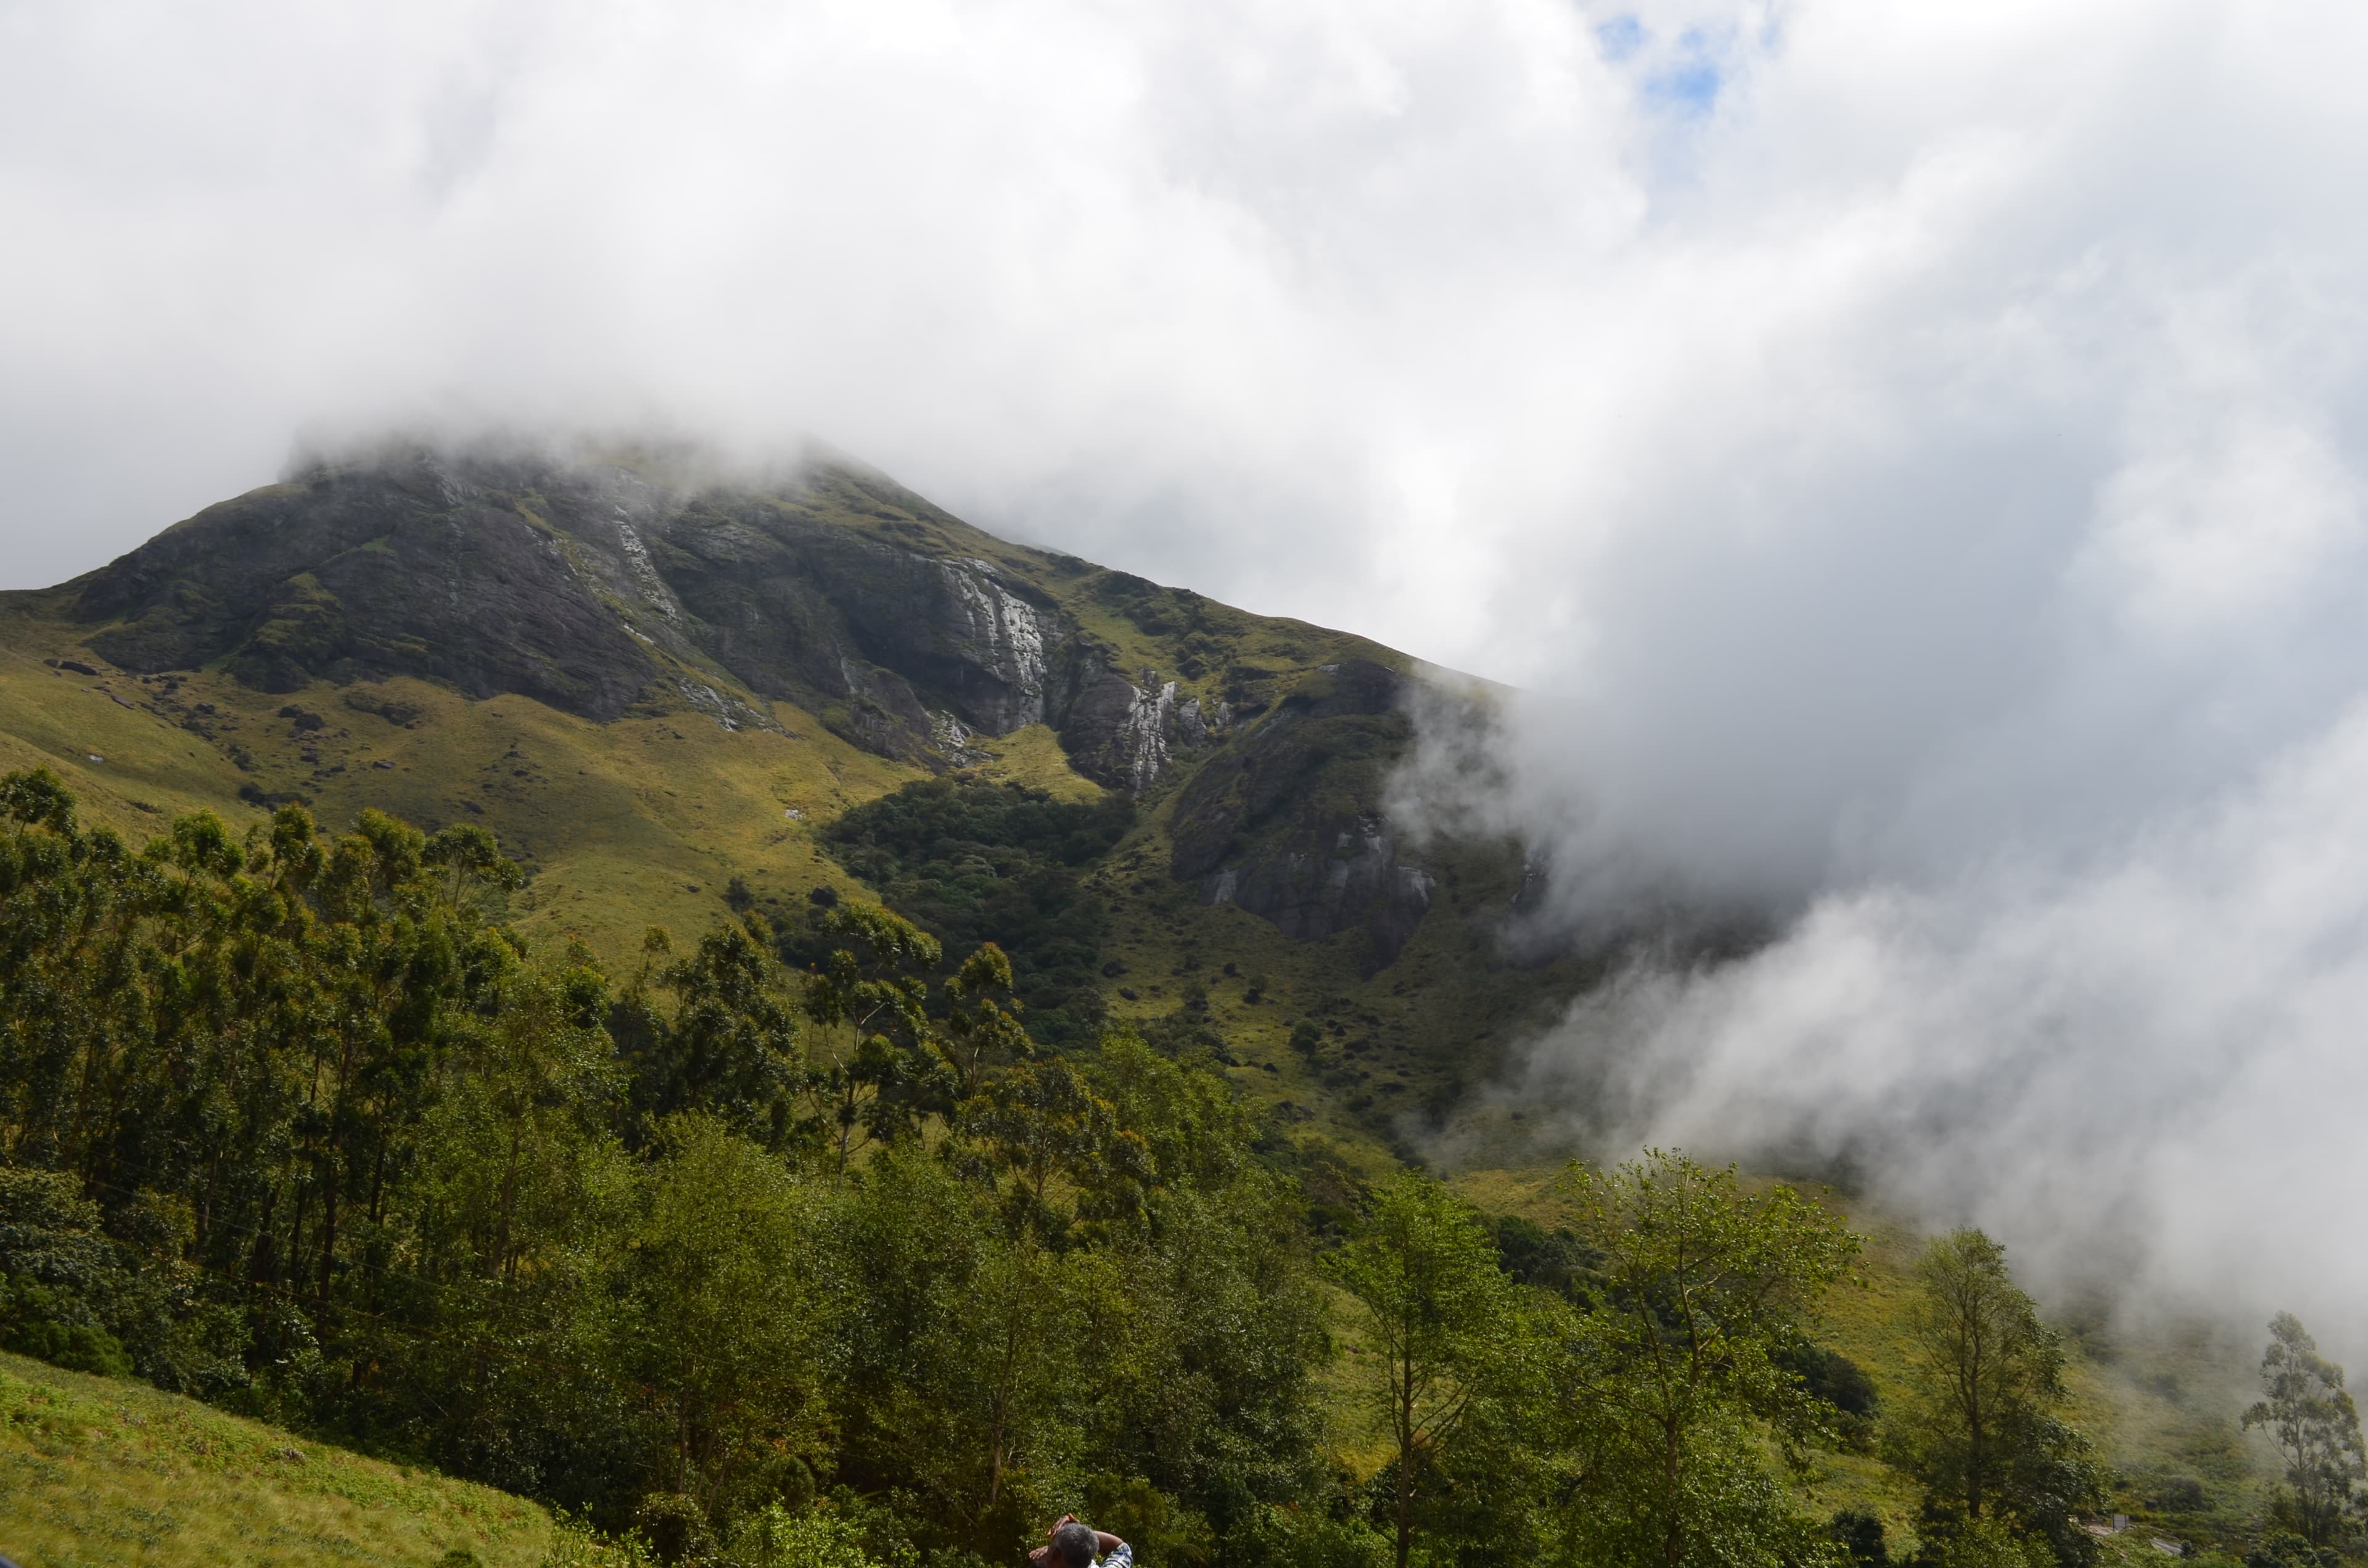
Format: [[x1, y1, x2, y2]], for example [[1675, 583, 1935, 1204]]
[[47, 441, 1407, 792], [0, 441, 1568, 1149]]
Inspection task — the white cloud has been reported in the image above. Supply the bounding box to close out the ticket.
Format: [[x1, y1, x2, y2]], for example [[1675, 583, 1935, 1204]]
[[1504, 696, 2368, 1341], [14, 0, 2368, 1324]]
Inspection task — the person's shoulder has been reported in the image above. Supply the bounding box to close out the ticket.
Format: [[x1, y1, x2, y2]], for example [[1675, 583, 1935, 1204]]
[[1102, 1541, 1133, 1568]]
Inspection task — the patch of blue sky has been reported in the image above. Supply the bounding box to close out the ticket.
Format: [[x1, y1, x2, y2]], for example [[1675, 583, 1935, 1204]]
[[1644, 29, 1724, 117], [1595, 14, 1645, 62]]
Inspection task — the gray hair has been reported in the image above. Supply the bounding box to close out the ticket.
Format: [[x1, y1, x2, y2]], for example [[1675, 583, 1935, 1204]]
[[1053, 1522, 1098, 1568]]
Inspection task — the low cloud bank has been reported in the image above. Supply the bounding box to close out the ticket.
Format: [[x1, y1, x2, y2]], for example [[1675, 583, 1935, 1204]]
[[19, 0, 2368, 1339], [1406, 691, 2368, 1345]]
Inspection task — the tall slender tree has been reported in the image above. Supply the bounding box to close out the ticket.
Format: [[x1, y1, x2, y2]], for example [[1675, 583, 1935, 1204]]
[[2245, 1313, 2366, 1550], [1556, 1151, 1859, 1568], [1895, 1229, 2100, 1565], [1331, 1172, 1526, 1568]]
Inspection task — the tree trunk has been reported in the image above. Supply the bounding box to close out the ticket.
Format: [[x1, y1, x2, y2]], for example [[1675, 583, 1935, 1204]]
[[1395, 1342, 1414, 1568], [317, 1165, 338, 1301]]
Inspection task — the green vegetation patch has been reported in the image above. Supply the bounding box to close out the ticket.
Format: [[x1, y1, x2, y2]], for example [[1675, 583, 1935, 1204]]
[[0, 1350, 549, 1568], [818, 777, 1133, 1044]]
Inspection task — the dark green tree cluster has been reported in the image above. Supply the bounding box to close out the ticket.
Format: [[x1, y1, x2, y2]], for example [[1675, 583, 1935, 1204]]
[[0, 767, 2149, 1568], [816, 778, 1134, 1046], [1337, 1180, 2126, 1568]]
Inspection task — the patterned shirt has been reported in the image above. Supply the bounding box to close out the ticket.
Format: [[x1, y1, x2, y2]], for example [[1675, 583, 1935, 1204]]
[[1100, 1542, 1133, 1568]]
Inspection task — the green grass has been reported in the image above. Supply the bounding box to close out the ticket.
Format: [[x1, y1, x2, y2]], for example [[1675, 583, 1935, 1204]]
[[0, 611, 917, 973], [0, 597, 2295, 1564], [0, 584, 1564, 1175], [0, 1352, 551, 1568]]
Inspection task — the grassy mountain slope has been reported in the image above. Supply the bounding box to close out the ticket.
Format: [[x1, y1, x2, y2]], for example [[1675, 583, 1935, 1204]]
[[0, 446, 2301, 1568], [0, 1350, 551, 1568], [0, 447, 1593, 1165]]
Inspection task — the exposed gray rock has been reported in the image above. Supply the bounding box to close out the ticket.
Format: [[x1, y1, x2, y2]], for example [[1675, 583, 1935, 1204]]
[[1166, 659, 1432, 970], [80, 461, 657, 717], [1059, 667, 1228, 792], [62, 443, 1241, 789], [1201, 815, 1437, 967]]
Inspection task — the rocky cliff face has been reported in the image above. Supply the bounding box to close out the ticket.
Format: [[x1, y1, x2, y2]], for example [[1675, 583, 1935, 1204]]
[[77, 459, 660, 721], [1060, 668, 1228, 794], [41, 440, 1455, 966], [65, 445, 1225, 784], [1166, 659, 1436, 971]]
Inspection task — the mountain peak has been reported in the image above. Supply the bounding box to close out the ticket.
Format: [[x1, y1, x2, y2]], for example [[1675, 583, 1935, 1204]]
[[53, 442, 1318, 790]]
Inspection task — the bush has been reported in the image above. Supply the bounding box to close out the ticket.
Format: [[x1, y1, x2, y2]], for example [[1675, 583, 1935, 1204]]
[[1229, 1502, 1389, 1568], [0, 1275, 131, 1375], [636, 1492, 717, 1564], [0, 1169, 135, 1376], [1914, 1516, 2056, 1568], [542, 1516, 659, 1568], [725, 1506, 900, 1568], [816, 779, 1133, 1044], [1830, 1509, 1888, 1566]]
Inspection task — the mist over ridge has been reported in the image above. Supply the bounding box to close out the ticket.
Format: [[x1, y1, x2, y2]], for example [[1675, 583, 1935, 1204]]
[[13, 0, 2368, 1350]]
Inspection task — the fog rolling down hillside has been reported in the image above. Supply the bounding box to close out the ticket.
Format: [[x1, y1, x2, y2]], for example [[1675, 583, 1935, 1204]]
[[0, 440, 1603, 1147], [0, 438, 2322, 1568]]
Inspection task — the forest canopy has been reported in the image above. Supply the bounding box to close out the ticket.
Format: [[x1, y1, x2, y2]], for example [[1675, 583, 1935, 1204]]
[[816, 778, 1134, 1046], [0, 770, 2143, 1568]]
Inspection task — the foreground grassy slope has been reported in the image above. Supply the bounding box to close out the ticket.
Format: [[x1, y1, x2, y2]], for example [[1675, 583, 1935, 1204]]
[[0, 1351, 550, 1568]]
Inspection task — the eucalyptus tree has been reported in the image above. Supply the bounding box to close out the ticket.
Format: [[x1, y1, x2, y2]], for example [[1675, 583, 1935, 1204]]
[[1554, 1151, 1861, 1568], [1896, 1229, 2101, 1566], [1332, 1171, 1534, 1568], [2245, 1312, 2366, 1550]]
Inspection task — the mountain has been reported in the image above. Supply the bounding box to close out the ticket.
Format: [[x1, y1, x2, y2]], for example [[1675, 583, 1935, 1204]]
[[0, 441, 1587, 1143], [0, 447, 2270, 1561]]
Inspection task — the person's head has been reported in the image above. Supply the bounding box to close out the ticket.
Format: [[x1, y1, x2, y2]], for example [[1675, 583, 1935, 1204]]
[[1053, 1521, 1098, 1568]]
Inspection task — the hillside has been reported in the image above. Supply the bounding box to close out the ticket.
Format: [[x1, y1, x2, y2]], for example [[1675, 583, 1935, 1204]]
[[0, 1348, 553, 1567], [3, 440, 2309, 1568], [0, 441, 1591, 1156], [0, 1212, 2278, 1568]]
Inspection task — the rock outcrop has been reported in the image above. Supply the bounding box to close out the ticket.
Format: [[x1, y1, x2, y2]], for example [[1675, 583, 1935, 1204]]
[[1166, 659, 1435, 971], [1059, 667, 1228, 794], [78, 460, 659, 719], [65, 445, 1233, 784]]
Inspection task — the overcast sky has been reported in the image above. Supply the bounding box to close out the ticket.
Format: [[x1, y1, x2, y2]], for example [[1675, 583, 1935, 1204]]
[[13, 0, 2368, 1328], [20, 0, 2359, 695]]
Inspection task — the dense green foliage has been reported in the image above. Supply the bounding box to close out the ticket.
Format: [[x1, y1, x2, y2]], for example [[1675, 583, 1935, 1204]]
[[1332, 1172, 1536, 1568], [0, 770, 1313, 1566], [1894, 1231, 2104, 1568], [1553, 1156, 1865, 1568], [1328, 1155, 1896, 1568], [818, 779, 1134, 1046], [0, 769, 2147, 1568]]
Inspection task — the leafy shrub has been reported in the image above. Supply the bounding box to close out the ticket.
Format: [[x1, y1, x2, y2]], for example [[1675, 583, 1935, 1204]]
[[0, 1275, 131, 1375], [1830, 1509, 1888, 1566], [725, 1505, 902, 1568]]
